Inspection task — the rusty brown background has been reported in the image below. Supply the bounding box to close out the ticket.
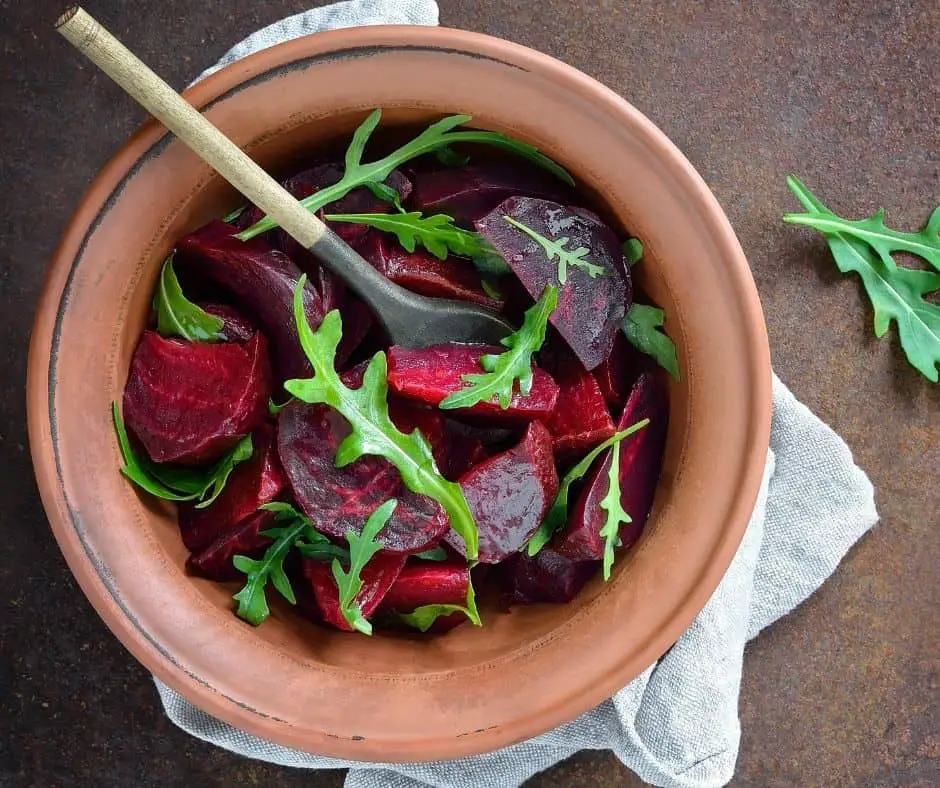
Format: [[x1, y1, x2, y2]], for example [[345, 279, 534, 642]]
[[1, 1, 937, 786]]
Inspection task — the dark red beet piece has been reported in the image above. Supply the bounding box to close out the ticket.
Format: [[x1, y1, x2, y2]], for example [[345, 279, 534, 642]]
[[175, 219, 326, 382], [277, 401, 449, 554], [411, 161, 575, 228], [446, 421, 559, 563], [122, 331, 271, 465], [386, 344, 559, 423], [379, 561, 470, 612], [186, 510, 274, 581], [199, 303, 257, 343], [475, 197, 631, 370], [335, 294, 374, 364], [593, 332, 642, 409], [177, 424, 286, 553], [540, 342, 616, 462], [355, 232, 502, 309], [303, 553, 406, 632], [553, 372, 668, 562], [386, 399, 453, 479], [499, 548, 598, 604]]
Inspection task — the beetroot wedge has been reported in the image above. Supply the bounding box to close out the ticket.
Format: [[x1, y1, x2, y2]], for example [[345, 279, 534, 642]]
[[499, 548, 598, 605], [175, 219, 326, 382], [593, 331, 641, 410], [303, 553, 406, 632], [187, 510, 274, 581], [386, 344, 559, 423], [553, 371, 668, 562], [199, 303, 257, 343], [277, 401, 449, 554], [379, 561, 471, 612], [411, 161, 575, 228], [122, 331, 271, 465], [177, 425, 286, 554], [356, 232, 501, 309], [540, 343, 616, 462], [446, 421, 559, 563], [475, 197, 631, 370]]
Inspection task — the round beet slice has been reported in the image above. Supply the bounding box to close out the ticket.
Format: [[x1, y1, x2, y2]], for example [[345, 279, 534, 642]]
[[277, 401, 449, 554]]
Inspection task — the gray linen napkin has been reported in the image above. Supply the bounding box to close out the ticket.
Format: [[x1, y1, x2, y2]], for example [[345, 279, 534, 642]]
[[156, 3, 879, 786]]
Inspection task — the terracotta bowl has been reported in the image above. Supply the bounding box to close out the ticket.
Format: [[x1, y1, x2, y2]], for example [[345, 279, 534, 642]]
[[28, 25, 771, 761]]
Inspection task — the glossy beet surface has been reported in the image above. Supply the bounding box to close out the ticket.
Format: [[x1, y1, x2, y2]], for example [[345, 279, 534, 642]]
[[379, 561, 471, 612], [277, 401, 449, 554], [447, 421, 559, 563], [476, 197, 631, 370], [553, 372, 669, 562], [386, 343, 559, 422], [122, 331, 271, 465], [499, 548, 598, 604], [304, 553, 407, 632]]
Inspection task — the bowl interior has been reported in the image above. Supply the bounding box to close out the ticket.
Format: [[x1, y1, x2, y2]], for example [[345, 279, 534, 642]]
[[29, 26, 770, 760]]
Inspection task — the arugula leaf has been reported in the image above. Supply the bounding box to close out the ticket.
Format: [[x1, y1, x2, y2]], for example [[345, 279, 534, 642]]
[[623, 238, 644, 266], [598, 441, 631, 580], [283, 277, 479, 558], [232, 517, 307, 626], [784, 203, 940, 274], [363, 180, 406, 213], [268, 396, 293, 416], [398, 579, 482, 633], [413, 546, 449, 562], [323, 211, 502, 265], [223, 205, 247, 223], [259, 502, 350, 563], [435, 146, 470, 167], [332, 499, 398, 635], [236, 110, 573, 240], [112, 402, 253, 507], [504, 216, 606, 285], [153, 256, 225, 342], [622, 304, 680, 381], [785, 175, 940, 382], [525, 419, 650, 556], [439, 285, 557, 411]]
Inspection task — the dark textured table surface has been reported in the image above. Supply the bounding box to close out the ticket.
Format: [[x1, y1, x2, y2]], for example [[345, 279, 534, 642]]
[[1, 1, 937, 786]]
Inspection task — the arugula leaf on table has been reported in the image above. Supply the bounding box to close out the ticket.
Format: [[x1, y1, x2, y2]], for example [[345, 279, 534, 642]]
[[332, 499, 398, 635], [623, 238, 644, 266], [413, 546, 449, 562], [398, 579, 482, 633], [323, 211, 509, 275], [232, 517, 306, 626], [438, 285, 557, 411], [784, 175, 940, 382], [504, 216, 606, 285], [525, 419, 650, 556], [260, 502, 350, 563], [598, 441, 631, 581], [622, 304, 680, 381], [283, 276, 479, 559], [236, 109, 573, 240], [112, 402, 253, 507], [152, 256, 225, 342]]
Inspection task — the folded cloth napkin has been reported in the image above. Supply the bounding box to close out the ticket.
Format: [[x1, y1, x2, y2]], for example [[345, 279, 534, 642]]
[[156, 3, 879, 786]]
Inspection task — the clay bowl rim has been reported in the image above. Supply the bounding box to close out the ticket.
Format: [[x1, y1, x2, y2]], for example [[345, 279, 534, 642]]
[[28, 24, 772, 759]]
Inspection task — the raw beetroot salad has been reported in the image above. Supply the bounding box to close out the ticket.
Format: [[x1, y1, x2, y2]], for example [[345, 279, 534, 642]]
[[113, 110, 679, 636]]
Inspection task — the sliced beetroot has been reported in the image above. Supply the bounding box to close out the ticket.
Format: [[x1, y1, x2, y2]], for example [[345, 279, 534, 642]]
[[386, 344, 559, 423], [199, 303, 257, 343], [335, 294, 374, 364], [411, 161, 575, 228], [277, 401, 449, 554], [186, 510, 274, 581], [499, 548, 598, 605], [386, 399, 453, 479], [176, 219, 326, 382], [475, 197, 631, 370], [593, 332, 641, 410], [446, 421, 559, 563], [303, 552, 406, 632], [122, 331, 271, 465], [379, 561, 470, 612], [540, 342, 616, 462], [177, 424, 286, 553], [553, 371, 668, 562], [355, 232, 502, 309]]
